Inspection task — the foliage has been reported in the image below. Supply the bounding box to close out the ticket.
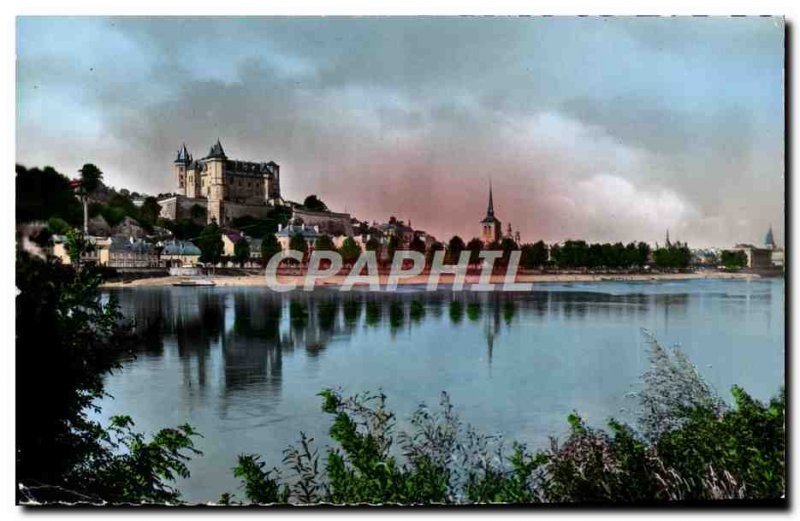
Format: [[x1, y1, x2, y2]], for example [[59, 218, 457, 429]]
[[47, 216, 72, 235], [465, 238, 484, 265], [653, 242, 692, 269], [231, 336, 784, 505], [229, 209, 290, 238], [289, 233, 309, 256], [303, 195, 329, 212], [365, 236, 381, 252], [315, 234, 336, 252], [338, 236, 362, 265], [551, 240, 651, 269], [520, 240, 549, 269], [138, 197, 162, 228], [78, 164, 103, 195], [233, 238, 251, 267], [410, 235, 427, 254], [426, 241, 445, 266], [260, 233, 282, 266], [720, 250, 747, 270], [447, 236, 466, 263], [190, 203, 207, 220], [16, 238, 199, 504], [197, 221, 225, 265], [16, 164, 83, 225]]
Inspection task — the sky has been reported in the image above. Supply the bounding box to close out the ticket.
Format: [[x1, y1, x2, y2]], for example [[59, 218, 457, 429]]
[[16, 16, 784, 247]]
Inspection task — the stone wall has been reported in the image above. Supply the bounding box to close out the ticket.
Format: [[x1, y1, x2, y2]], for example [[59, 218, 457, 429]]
[[292, 208, 353, 236], [158, 196, 207, 221]]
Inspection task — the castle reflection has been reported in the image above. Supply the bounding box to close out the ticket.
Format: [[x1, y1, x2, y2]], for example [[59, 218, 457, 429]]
[[113, 286, 698, 408]]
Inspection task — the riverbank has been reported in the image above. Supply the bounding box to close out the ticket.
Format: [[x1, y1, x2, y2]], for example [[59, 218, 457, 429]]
[[100, 270, 758, 288]]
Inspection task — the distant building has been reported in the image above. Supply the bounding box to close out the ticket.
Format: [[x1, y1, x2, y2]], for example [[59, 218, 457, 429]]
[[105, 237, 160, 268], [292, 208, 354, 237], [222, 231, 246, 257], [480, 183, 502, 244], [733, 243, 773, 269], [276, 222, 322, 251], [764, 225, 784, 267], [161, 240, 201, 268]]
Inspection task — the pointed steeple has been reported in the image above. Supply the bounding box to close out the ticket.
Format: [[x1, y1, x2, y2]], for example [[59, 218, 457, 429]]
[[487, 181, 495, 218], [765, 225, 776, 248], [666, 228, 671, 247], [481, 181, 499, 224]]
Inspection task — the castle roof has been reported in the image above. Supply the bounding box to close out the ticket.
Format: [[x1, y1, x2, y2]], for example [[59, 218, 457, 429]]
[[175, 143, 191, 163], [162, 240, 201, 256], [205, 139, 227, 159]]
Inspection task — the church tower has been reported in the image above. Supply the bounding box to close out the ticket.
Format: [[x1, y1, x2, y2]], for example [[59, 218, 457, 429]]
[[173, 143, 191, 195], [480, 182, 502, 244]]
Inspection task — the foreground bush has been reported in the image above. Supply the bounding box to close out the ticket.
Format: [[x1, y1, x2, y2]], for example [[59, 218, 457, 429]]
[[228, 336, 784, 505], [17, 234, 200, 505]]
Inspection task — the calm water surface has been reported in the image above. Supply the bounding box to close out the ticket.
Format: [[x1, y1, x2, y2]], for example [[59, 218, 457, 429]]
[[97, 279, 784, 503]]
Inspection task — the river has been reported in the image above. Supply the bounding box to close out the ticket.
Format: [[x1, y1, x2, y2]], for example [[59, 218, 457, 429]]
[[96, 278, 784, 503]]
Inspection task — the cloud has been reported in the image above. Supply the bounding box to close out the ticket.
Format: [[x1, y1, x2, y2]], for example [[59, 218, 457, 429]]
[[16, 17, 784, 248]]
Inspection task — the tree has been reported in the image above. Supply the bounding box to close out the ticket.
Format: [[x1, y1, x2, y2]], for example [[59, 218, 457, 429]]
[[289, 233, 309, 260], [520, 240, 548, 269], [139, 197, 162, 228], [721, 250, 747, 270], [16, 165, 83, 225], [190, 203, 207, 221], [47, 216, 71, 235], [496, 237, 518, 266], [233, 239, 251, 267], [447, 236, 466, 263], [339, 237, 362, 266], [426, 241, 445, 267], [197, 220, 224, 265], [636, 242, 651, 267], [410, 236, 427, 254], [16, 242, 198, 504], [260, 233, 282, 266], [385, 235, 399, 264], [303, 195, 328, 212], [465, 238, 484, 266], [365, 236, 381, 252], [78, 163, 103, 195], [314, 234, 336, 252]]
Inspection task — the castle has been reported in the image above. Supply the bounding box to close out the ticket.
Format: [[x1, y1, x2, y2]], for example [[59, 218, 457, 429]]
[[164, 140, 282, 224]]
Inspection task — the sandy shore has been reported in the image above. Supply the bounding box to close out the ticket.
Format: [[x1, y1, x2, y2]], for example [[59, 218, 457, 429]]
[[101, 270, 757, 289]]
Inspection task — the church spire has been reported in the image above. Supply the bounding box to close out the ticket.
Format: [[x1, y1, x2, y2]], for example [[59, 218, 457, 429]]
[[486, 181, 495, 218], [765, 225, 776, 248]]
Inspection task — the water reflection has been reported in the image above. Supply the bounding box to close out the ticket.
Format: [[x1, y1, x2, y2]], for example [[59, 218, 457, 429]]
[[111, 282, 778, 415], [104, 280, 783, 503]]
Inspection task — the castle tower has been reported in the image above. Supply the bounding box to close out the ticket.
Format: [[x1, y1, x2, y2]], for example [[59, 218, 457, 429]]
[[265, 161, 281, 202], [173, 143, 191, 195], [480, 182, 502, 245], [206, 139, 227, 224]]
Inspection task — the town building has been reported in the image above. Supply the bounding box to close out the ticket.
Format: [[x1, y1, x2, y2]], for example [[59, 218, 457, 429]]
[[480, 183, 502, 244], [732, 243, 774, 269], [292, 208, 354, 237], [161, 240, 202, 268], [764, 225, 784, 267], [276, 222, 322, 251], [161, 140, 282, 225]]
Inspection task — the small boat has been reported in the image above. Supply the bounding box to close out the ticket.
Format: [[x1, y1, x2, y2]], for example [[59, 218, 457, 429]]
[[172, 278, 216, 287]]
